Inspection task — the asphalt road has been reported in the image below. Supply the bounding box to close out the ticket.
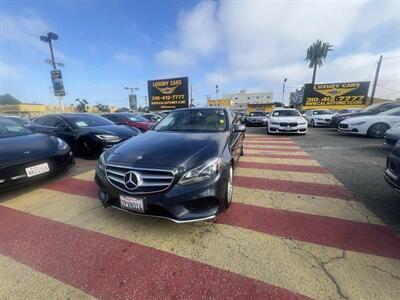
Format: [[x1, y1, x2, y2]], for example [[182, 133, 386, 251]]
[[248, 126, 400, 232]]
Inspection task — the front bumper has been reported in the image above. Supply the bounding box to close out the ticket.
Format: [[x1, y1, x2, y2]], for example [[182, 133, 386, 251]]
[[0, 151, 75, 191], [95, 165, 228, 223], [268, 124, 307, 134], [337, 124, 361, 135], [314, 119, 332, 126], [384, 151, 400, 193]]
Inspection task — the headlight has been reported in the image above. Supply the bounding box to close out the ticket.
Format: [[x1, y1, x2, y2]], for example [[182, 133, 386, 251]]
[[95, 134, 121, 143], [350, 121, 366, 126], [179, 158, 221, 185], [57, 138, 68, 150], [98, 152, 106, 171]]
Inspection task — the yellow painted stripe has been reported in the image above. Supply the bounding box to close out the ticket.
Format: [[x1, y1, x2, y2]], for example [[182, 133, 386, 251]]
[[240, 156, 321, 166], [0, 254, 93, 300], [73, 170, 95, 181], [245, 149, 309, 156], [233, 186, 383, 225], [236, 167, 342, 185], [2, 189, 400, 300], [244, 144, 301, 149]]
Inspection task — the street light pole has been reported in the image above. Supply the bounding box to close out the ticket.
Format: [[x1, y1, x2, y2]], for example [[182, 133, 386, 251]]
[[282, 78, 287, 106]]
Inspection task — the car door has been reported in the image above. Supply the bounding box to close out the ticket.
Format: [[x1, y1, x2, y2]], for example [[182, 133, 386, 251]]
[[52, 117, 76, 146]]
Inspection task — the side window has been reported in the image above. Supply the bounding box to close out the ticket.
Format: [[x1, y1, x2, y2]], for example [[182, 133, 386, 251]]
[[53, 117, 68, 128], [43, 116, 61, 127], [33, 116, 51, 126]]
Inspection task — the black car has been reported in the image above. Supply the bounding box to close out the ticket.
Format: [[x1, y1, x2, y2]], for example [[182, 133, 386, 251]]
[[95, 108, 245, 223], [331, 101, 400, 128], [384, 146, 400, 193], [0, 117, 74, 191], [245, 111, 268, 126], [32, 113, 140, 157]]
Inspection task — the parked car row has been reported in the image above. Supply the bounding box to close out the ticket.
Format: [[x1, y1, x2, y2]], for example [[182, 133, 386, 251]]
[[1, 108, 246, 224]]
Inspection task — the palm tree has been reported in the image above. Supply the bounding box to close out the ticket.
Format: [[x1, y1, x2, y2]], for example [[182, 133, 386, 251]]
[[305, 40, 333, 85]]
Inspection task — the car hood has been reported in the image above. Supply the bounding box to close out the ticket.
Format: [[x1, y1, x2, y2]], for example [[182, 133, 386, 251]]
[[78, 124, 139, 138], [0, 133, 60, 168], [270, 116, 306, 123], [105, 130, 228, 170]]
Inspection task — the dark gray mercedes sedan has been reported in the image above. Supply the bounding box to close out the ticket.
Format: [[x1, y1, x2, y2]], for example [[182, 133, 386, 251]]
[[95, 107, 245, 223]]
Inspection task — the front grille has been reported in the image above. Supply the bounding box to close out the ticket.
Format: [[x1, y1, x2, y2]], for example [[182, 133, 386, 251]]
[[280, 122, 297, 127], [325, 119, 331, 121], [105, 164, 176, 194], [339, 123, 348, 129]]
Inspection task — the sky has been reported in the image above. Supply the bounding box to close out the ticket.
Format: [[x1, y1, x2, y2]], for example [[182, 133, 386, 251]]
[[0, 0, 399, 108]]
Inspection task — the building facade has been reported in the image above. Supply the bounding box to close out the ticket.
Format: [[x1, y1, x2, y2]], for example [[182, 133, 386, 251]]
[[223, 90, 273, 113], [207, 98, 232, 107]]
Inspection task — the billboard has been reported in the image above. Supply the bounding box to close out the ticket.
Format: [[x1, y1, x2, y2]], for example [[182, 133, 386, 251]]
[[129, 94, 137, 111], [50, 70, 65, 97], [302, 81, 370, 109], [147, 77, 189, 111]]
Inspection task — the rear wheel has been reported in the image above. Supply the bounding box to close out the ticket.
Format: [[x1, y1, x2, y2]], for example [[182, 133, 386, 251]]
[[224, 165, 234, 208], [367, 123, 390, 138]]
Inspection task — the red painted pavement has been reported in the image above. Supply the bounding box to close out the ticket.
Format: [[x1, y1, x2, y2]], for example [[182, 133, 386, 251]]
[[244, 153, 312, 159], [0, 206, 308, 300], [47, 178, 98, 199], [217, 203, 400, 260], [235, 176, 353, 199], [237, 161, 329, 174], [245, 147, 304, 152], [45, 178, 400, 259]]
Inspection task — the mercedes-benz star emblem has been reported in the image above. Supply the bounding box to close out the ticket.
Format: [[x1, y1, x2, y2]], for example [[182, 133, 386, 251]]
[[124, 171, 140, 190]]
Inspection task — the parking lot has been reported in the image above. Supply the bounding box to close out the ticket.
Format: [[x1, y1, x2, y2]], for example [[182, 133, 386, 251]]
[[1, 128, 400, 299]]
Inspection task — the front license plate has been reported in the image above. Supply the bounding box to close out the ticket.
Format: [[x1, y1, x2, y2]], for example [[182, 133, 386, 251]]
[[120, 195, 145, 213], [25, 163, 50, 177], [283, 127, 292, 131]]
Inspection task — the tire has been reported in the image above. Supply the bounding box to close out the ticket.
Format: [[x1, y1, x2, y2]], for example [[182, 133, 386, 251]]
[[240, 145, 244, 156], [77, 138, 98, 157], [224, 165, 234, 208], [367, 123, 390, 138], [310, 119, 315, 127]]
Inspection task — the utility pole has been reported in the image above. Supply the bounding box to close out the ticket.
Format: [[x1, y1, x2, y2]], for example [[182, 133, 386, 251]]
[[370, 55, 383, 105], [282, 78, 287, 106]]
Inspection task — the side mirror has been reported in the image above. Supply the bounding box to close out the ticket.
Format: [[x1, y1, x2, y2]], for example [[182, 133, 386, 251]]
[[233, 124, 246, 132]]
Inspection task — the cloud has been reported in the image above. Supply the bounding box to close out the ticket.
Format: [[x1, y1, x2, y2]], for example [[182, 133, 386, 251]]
[[0, 61, 21, 79], [154, 1, 220, 68], [113, 51, 143, 66], [0, 14, 67, 60]]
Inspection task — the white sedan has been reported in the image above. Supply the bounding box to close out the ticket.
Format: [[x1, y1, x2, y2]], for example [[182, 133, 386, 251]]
[[338, 107, 400, 138], [303, 109, 335, 127], [267, 109, 308, 135]]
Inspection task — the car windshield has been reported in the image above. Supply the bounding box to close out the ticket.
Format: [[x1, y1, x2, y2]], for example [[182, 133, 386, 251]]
[[363, 103, 387, 112], [65, 114, 114, 128], [249, 112, 265, 117], [154, 109, 227, 132], [272, 110, 300, 117], [313, 110, 332, 115], [127, 115, 148, 122], [0, 118, 32, 138], [379, 107, 400, 116]]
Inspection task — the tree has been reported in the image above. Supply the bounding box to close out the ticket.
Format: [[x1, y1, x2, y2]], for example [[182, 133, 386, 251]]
[[305, 39, 333, 85], [0, 94, 21, 105], [75, 98, 89, 112], [95, 103, 110, 113], [116, 107, 130, 113]]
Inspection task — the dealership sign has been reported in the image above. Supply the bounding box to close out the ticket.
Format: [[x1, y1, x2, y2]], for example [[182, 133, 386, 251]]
[[129, 94, 137, 111], [147, 77, 189, 111], [302, 81, 370, 108], [50, 70, 65, 97]]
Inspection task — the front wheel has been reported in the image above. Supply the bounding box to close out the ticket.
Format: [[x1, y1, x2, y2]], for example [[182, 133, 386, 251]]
[[367, 123, 390, 138], [224, 165, 234, 208], [310, 119, 315, 127]]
